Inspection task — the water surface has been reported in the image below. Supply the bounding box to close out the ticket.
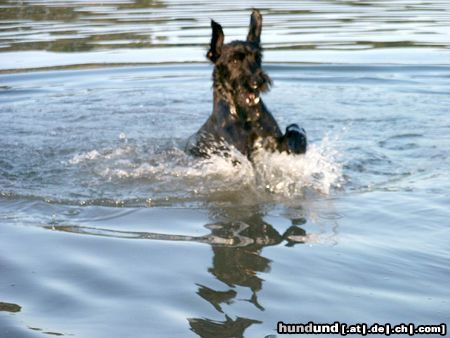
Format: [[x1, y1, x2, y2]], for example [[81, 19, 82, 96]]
[[1, 0, 450, 69], [1, 1, 450, 338]]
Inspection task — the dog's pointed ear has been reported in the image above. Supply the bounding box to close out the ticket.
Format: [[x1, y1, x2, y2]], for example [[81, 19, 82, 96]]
[[207, 20, 224, 63], [247, 9, 262, 45]]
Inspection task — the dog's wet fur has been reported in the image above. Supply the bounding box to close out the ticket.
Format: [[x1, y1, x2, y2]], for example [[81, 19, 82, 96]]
[[187, 10, 307, 159]]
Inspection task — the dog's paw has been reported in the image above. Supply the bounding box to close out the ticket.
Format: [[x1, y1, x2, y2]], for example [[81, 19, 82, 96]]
[[283, 124, 307, 154]]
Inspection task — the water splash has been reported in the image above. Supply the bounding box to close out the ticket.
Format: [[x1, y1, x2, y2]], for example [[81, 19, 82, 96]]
[[252, 135, 343, 196], [68, 135, 343, 204]]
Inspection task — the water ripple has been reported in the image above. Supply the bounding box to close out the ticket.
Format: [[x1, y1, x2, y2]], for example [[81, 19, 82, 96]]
[[1, 1, 450, 70]]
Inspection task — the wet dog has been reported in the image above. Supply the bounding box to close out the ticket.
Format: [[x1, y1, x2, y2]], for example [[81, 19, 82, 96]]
[[187, 10, 307, 159]]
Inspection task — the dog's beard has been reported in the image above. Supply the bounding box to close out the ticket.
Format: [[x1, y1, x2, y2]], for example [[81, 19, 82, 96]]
[[233, 79, 271, 108], [214, 69, 272, 108], [241, 91, 260, 106]]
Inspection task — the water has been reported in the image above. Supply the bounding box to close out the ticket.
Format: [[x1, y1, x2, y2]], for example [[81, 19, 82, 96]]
[[1, 1, 450, 337]]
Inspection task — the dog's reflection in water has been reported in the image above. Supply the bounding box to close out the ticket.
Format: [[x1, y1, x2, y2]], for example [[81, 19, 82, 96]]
[[44, 209, 308, 338], [188, 212, 307, 338]]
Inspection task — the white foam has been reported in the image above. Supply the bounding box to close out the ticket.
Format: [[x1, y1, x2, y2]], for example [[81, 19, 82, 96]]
[[68, 150, 101, 164], [252, 135, 343, 196], [69, 136, 343, 200], [68, 146, 134, 164]]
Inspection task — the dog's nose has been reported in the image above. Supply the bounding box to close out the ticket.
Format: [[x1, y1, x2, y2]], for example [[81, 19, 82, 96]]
[[250, 81, 259, 89]]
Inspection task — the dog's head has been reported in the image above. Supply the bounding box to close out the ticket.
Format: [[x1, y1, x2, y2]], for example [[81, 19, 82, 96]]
[[207, 10, 272, 107]]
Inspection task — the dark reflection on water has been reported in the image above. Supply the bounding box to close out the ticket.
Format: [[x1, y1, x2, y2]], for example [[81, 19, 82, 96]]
[[28, 327, 65, 337], [0, 0, 168, 52], [44, 206, 312, 338], [0, 301, 21, 313], [188, 316, 260, 338], [45, 212, 308, 247], [1, 0, 449, 54], [189, 209, 310, 337]]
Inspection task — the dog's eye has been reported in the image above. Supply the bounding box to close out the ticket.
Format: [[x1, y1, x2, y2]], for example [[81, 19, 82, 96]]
[[232, 52, 245, 63]]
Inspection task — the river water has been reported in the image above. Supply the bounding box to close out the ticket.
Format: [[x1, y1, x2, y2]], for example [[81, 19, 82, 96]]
[[1, 1, 449, 337]]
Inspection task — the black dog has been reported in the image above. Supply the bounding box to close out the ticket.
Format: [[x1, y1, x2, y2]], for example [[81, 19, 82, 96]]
[[187, 10, 307, 159]]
